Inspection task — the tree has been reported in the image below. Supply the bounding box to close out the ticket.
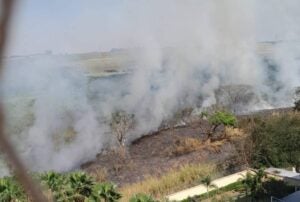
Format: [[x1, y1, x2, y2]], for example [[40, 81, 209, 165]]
[[201, 175, 217, 199], [240, 169, 266, 200], [294, 99, 300, 111], [240, 172, 253, 196], [251, 113, 300, 169], [215, 85, 259, 113], [206, 111, 237, 140], [110, 110, 135, 147], [68, 172, 94, 197]]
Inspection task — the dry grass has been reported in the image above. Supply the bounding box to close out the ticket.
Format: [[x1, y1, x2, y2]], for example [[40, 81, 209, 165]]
[[89, 167, 108, 182], [165, 128, 244, 157], [42, 189, 54, 202], [204, 140, 226, 153], [165, 130, 242, 157], [224, 127, 246, 139], [120, 163, 217, 202], [165, 137, 203, 156]]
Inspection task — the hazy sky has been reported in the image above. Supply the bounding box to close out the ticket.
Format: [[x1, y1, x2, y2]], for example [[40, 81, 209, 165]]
[[6, 0, 300, 56]]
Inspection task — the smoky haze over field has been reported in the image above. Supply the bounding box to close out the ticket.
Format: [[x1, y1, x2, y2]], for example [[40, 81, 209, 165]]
[[1, 0, 300, 174]]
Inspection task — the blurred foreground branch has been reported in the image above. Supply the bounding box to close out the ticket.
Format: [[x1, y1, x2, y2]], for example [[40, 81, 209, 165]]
[[0, 0, 47, 201]]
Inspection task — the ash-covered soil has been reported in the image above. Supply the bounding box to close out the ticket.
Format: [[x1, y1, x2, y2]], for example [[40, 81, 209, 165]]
[[82, 119, 242, 186]]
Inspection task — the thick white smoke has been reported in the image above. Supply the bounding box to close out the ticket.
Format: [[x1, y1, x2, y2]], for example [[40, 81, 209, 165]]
[[2, 56, 107, 172], [1, 0, 300, 174]]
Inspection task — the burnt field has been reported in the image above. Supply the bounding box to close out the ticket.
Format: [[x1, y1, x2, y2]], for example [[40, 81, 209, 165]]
[[82, 107, 294, 187], [82, 118, 240, 186]]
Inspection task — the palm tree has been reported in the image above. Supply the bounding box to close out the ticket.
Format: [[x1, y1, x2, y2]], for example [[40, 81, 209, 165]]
[[201, 175, 217, 199], [239, 172, 253, 197], [239, 169, 266, 200], [251, 168, 266, 198], [95, 183, 121, 202]]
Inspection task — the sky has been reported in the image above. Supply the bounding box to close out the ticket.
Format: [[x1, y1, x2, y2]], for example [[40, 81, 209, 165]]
[[5, 0, 300, 56]]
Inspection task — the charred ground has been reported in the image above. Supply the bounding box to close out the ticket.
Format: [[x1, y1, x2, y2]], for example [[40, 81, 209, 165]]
[[82, 116, 247, 186]]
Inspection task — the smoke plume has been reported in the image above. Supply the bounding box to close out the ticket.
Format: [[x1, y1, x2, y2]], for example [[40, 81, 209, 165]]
[[1, 0, 300, 174]]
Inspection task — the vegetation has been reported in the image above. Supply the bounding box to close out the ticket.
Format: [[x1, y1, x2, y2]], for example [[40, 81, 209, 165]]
[[239, 169, 266, 200], [0, 171, 121, 202], [94, 183, 122, 202], [0, 164, 216, 201], [206, 111, 237, 140], [88, 167, 108, 182], [110, 110, 135, 147], [184, 172, 294, 201], [166, 137, 203, 156], [129, 193, 158, 202], [120, 163, 216, 201], [200, 175, 217, 199], [208, 111, 237, 128], [294, 99, 300, 111], [194, 181, 243, 201], [0, 177, 26, 201], [249, 112, 300, 169]]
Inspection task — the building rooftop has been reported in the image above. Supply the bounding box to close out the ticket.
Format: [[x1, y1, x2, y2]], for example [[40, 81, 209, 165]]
[[265, 167, 300, 180]]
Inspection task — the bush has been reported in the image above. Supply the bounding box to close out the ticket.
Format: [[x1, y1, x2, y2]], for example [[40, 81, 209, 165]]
[[0, 177, 26, 202], [250, 112, 300, 169], [129, 193, 158, 202], [93, 182, 121, 202], [40, 171, 96, 201], [40, 171, 64, 192], [205, 111, 237, 140], [0, 171, 122, 202], [208, 111, 237, 127]]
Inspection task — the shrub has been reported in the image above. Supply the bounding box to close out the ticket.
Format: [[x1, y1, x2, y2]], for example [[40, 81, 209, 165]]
[[294, 99, 300, 111], [110, 110, 135, 147], [0, 177, 26, 202], [93, 182, 121, 202], [40, 171, 64, 192], [208, 111, 237, 128], [250, 112, 300, 169], [68, 172, 94, 197], [0, 171, 122, 202], [129, 193, 158, 202], [205, 111, 237, 140], [239, 169, 266, 199]]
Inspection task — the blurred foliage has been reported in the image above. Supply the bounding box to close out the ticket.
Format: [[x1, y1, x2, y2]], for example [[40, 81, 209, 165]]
[[0, 171, 121, 202], [239, 169, 266, 199], [0, 177, 26, 202]]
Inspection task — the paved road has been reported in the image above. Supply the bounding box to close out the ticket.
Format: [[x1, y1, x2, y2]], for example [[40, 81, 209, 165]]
[[167, 170, 249, 201]]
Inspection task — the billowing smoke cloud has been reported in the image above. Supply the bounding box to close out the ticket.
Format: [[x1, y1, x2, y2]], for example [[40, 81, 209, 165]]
[[1, 0, 300, 174], [2, 57, 107, 173]]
